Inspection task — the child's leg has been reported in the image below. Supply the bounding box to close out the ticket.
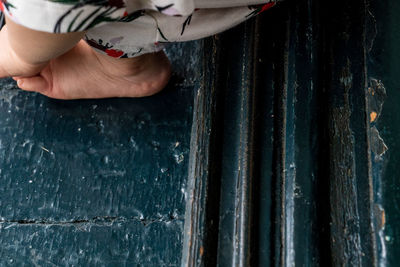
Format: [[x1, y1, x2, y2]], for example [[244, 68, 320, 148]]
[[16, 40, 171, 99], [0, 15, 84, 78], [0, 14, 170, 99], [1, 1, 277, 99]]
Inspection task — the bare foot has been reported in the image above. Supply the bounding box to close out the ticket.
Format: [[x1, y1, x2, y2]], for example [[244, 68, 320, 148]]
[[14, 40, 171, 99]]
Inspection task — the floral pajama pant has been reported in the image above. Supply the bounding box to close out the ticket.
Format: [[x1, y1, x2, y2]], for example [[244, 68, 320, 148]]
[[0, 0, 278, 58]]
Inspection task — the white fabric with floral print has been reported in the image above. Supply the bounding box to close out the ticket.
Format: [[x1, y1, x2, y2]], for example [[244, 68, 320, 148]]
[[0, 0, 279, 57]]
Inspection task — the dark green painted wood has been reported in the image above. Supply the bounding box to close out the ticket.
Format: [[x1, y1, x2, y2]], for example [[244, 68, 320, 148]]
[[0, 221, 182, 265], [283, 2, 328, 265], [0, 41, 199, 265], [182, 1, 381, 266], [318, 0, 377, 265], [368, 0, 400, 266], [215, 20, 258, 267], [181, 37, 223, 267], [0, 0, 390, 264]]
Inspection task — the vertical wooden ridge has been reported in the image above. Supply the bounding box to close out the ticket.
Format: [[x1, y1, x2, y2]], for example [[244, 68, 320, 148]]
[[181, 0, 379, 265], [181, 37, 223, 267]]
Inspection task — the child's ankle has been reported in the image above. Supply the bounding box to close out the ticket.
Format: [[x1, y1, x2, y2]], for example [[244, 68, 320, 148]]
[[92, 48, 156, 77]]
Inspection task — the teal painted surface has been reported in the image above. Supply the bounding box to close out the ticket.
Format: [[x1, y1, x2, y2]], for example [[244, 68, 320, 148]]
[[0, 222, 182, 265], [369, 0, 400, 265], [0, 42, 199, 265]]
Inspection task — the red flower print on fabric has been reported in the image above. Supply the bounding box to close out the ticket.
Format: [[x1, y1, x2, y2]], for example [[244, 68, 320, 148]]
[[259, 3, 276, 14], [0, 0, 14, 15], [105, 49, 124, 58], [247, 2, 277, 18]]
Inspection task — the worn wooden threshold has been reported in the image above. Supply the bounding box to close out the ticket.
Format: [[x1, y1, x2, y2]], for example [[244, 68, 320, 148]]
[[181, 0, 381, 266]]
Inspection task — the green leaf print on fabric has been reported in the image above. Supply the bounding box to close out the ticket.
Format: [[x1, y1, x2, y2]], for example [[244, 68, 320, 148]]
[[46, 0, 125, 7], [51, 0, 144, 33], [46, 0, 81, 3], [247, 3, 276, 18], [0, 0, 15, 13]]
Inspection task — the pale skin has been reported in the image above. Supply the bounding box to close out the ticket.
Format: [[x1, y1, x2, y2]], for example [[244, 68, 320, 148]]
[[0, 15, 171, 99]]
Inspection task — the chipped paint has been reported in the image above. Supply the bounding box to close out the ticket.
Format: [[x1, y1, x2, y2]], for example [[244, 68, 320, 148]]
[[40, 146, 50, 153], [370, 112, 377, 122], [367, 78, 388, 266], [0, 41, 196, 265], [199, 246, 204, 257], [367, 79, 388, 158], [367, 79, 387, 125], [370, 127, 388, 157]]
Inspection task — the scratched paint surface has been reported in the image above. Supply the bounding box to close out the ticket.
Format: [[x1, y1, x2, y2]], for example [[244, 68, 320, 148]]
[[369, 1, 400, 265], [0, 41, 200, 265]]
